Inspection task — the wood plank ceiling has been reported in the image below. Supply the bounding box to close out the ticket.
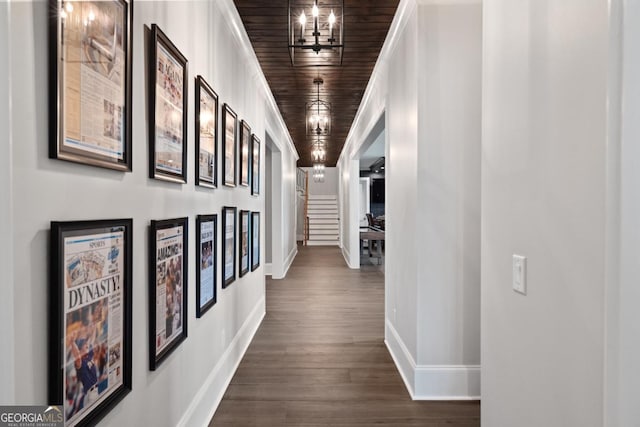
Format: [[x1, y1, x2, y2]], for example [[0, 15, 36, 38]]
[[233, 0, 399, 167]]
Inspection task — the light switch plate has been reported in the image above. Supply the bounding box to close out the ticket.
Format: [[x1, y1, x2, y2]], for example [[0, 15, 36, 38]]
[[512, 255, 527, 295]]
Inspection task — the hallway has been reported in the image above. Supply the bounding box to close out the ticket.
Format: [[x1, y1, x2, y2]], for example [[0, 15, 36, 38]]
[[210, 246, 480, 426]]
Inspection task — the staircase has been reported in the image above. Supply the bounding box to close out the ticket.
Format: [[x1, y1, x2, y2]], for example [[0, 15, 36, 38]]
[[306, 195, 340, 246]]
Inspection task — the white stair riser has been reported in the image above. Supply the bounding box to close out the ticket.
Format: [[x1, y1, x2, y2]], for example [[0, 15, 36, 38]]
[[308, 235, 339, 240], [308, 224, 339, 230], [308, 202, 337, 206], [308, 195, 337, 200], [309, 229, 339, 235], [309, 220, 339, 225], [308, 210, 338, 215], [307, 241, 340, 246]]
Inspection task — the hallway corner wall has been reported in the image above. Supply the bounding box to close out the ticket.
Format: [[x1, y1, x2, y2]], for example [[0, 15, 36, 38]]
[[337, 0, 482, 399], [481, 0, 609, 425], [414, 1, 482, 396], [4, 0, 297, 424]]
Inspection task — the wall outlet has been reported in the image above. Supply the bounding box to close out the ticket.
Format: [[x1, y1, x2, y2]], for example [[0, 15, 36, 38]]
[[512, 255, 527, 295]]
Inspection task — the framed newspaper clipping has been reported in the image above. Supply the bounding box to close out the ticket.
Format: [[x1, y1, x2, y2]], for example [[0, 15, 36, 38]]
[[49, 219, 133, 427], [251, 135, 261, 196], [49, 0, 133, 171], [148, 24, 188, 183], [149, 217, 188, 370], [195, 76, 218, 188], [239, 210, 250, 277], [222, 104, 237, 187], [239, 120, 251, 187], [221, 207, 237, 288], [196, 214, 217, 318], [251, 212, 260, 271]]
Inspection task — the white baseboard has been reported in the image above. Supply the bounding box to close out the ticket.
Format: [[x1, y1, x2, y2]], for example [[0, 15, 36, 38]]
[[176, 297, 266, 427], [275, 246, 297, 279], [385, 320, 480, 400], [340, 245, 359, 269], [264, 263, 273, 276]]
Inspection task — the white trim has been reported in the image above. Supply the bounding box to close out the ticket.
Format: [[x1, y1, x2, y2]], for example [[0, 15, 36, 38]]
[[385, 320, 481, 400], [264, 263, 273, 276], [274, 246, 298, 280], [341, 245, 359, 269], [217, 0, 298, 160], [177, 297, 266, 427], [385, 320, 416, 396]]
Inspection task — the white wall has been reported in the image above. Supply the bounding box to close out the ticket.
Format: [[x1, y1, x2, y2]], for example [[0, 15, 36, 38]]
[[4, 0, 297, 425], [482, 0, 608, 425], [415, 3, 482, 392], [337, 0, 482, 398], [301, 166, 339, 196], [609, 1, 640, 425], [0, 0, 15, 405]]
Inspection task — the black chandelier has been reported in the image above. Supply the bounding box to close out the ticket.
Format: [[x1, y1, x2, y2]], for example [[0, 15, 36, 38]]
[[288, 0, 344, 67], [306, 78, 331, 136]]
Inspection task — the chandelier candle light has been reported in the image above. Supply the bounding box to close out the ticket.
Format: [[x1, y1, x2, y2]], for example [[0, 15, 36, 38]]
[[289, 0, 344, 66], [307, 77, 331, 136]]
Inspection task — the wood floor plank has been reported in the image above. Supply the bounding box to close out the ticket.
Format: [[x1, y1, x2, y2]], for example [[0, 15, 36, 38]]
[[209, 245, 480, 426]]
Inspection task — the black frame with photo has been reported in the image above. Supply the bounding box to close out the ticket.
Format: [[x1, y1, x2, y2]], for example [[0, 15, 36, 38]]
[[222, 104, 238, 187], [196, 214, 217, 318], [239, 120, 251, 187], [239, 210, 250, 277], [251, 211, 261, 271], [148, 24, 189, 184], [49, 0, 133, 171], [148, 217, 188, 370], [195, 76, 218, 188], [49, 219, 133, 427], [221, 206, 237, 287], [251, 134, 261, 196]]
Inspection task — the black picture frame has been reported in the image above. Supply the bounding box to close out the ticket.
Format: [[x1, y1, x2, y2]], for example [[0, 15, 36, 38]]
[[196, 214, 217, 318], [239, 120, 251, 187], [222, 104, 237, 187], [251, 212, 261, 271], [222, 207, 237, 287], [149, 217, 188, 370], [251, 134, 261, 196], [148, 24, 188, 183], [49, 219, 133, 427], [195, 76, 218, 188], [49, 0, 133, 171], [239, 210, 250, 277]]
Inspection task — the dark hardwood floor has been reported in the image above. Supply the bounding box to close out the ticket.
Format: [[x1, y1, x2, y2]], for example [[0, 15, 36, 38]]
[[210, 245, 480, 426]]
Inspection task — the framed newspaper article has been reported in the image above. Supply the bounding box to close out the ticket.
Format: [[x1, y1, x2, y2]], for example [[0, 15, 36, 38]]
[[149, 217, 188, 370], [148, 24, 188, 184], [251, 135, 261, 196], [239, 120, 251, 187], [251, 212, 260, 271], [49, 0, 133, 171], [49, 219, 133, 427], [222, 104, 237, 187], [221, 207, 237, 288], [239, 210, 250, 277], [196, 214, 217, 318], [195, 76, 218, 189]]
